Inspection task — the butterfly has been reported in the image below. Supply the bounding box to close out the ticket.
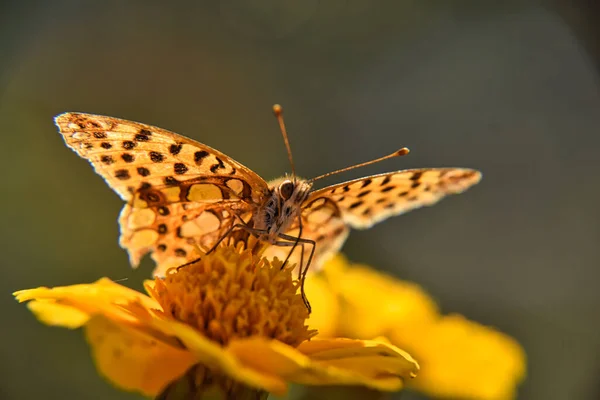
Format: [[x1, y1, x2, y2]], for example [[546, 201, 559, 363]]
[[55, 106, 481, 310]]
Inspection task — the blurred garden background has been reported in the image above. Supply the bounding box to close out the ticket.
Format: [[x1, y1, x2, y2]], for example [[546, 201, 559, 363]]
[[1, 1, 599, 399]]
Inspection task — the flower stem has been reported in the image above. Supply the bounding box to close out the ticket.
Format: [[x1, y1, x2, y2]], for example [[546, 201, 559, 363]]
[[156, 365, 268, 400]]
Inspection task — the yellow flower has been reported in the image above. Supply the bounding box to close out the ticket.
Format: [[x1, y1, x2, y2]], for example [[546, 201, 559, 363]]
[[306, 254, 526, 400], [14, 242, 419, 399]]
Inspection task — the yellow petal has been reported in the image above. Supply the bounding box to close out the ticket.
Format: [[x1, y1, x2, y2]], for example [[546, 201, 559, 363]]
[[26, 300, 90, 328], [328, 263, 439, 338], [299, 338, 418, 379], [15, 279, 163, 329], [85, 315, 197, 396], [229, 337, 419, 392], [319, 254, 350, 282], [393, 314, 526, 400], [303, 273, 340, 336], [15, 278, 160, 310], [145, 311, 289, 395], [318, 256, 526, 399]]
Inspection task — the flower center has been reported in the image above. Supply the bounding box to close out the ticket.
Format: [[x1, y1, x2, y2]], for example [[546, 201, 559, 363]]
[[151, 240, 316, 347]]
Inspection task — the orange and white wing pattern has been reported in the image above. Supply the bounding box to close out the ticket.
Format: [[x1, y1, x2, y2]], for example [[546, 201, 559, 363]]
[[269, 168, 482, 271], [55, 112, 269, 274], [307, 168, 482, 229], [118, 201, 249, 276]]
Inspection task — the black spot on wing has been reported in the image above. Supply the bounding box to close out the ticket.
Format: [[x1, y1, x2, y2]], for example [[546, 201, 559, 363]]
[[210, 157, 226, 173], [149, 151, 164, 163], [100, 155, 114, 165], [157, 206, 170, 216], [164, 176, 179, 186], [121, 153, 135, 163], [169, 144, 182, 155], [410, 172, 422, 181], [137, 167, 150, 177], [194, 151, 209, 163], [114, 169, 130, 180], [349, 201, 363, 209], [174, 163, 188, 175], [143, 192, 161, 203], [360, 179, 372, 188]]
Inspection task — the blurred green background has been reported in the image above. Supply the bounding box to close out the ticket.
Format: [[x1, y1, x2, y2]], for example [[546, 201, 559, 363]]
[[2, 1, 599, 399]]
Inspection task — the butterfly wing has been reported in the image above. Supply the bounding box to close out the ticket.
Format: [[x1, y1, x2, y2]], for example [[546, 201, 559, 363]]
[[55, 112, 268, 201], [307, 168, 482, 229], [55, 112, 268, 273], [119, 201, 251, 276], [268, 168, 481, 271]]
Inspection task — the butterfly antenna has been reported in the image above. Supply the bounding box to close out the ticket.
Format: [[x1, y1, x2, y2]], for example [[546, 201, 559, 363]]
[[308, 147, 410, 183], [273, 104, 296, 180]]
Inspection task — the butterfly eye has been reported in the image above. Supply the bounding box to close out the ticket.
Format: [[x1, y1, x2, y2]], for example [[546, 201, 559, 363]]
[[280, 180, 295, 200]]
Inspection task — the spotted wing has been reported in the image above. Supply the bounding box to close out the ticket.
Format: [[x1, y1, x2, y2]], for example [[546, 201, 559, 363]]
[[119, 201, 253, 276], [265, 168, 481, 272], [55, 112, 268, 273], [54, 112, 268, 202], [307, 168, 482, 229]]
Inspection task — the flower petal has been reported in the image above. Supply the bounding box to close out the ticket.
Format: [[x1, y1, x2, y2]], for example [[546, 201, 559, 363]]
[[15, 278, 155, 304], [26, 300, 90, 328], [392, 314, 526, 400], [319, 257, 439, 338], [85, 315, 197, 396], [15, 278, 160, 314], [228, 337, 419, 392], [314, 256, 526, 399], [304, 274, 340, 336], [16, 279, 182, 348], [144, 312, 289, 395]]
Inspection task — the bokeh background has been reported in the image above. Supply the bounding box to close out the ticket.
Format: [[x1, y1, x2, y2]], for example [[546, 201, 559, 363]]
[[2, 1, 599, 399]]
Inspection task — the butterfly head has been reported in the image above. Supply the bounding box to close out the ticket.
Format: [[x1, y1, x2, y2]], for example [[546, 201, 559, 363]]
[[256, 177, 313, 239]]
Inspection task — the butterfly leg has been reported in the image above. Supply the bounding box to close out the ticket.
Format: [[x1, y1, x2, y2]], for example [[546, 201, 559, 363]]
[[291, 218, 318, 306], [274, 233, 316, 313], [282, 215, 304, 270], [176, 222, 262, 271], [279, 216, 309, 309]]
